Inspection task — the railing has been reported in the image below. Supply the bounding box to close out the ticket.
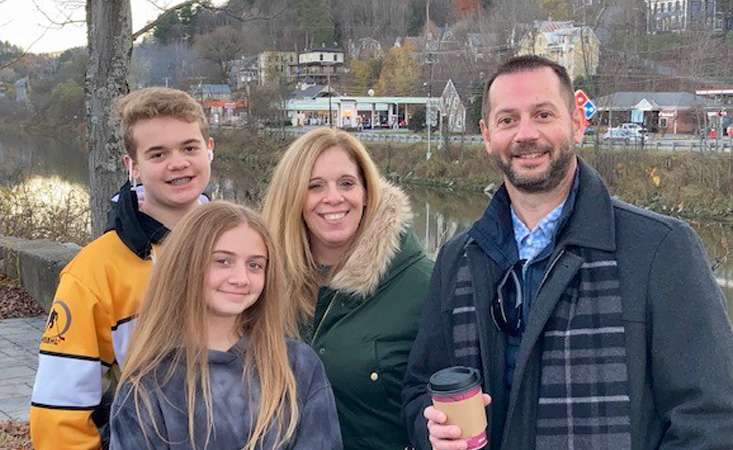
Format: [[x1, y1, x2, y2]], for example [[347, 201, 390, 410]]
[[266, 127, 732, 152]]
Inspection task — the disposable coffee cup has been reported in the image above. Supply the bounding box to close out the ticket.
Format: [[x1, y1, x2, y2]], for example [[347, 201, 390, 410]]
[[428, 366, 488, 450]]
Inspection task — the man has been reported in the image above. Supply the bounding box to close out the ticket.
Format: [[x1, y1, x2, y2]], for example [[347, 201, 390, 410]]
[[402, 55, 733, 450], [30, 87, 214, 449]]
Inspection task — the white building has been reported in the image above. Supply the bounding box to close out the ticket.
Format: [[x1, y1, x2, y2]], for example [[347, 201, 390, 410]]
[[646, 0, 726, 33], [291, 48, 346, 84], [286, 95, 428, 129]]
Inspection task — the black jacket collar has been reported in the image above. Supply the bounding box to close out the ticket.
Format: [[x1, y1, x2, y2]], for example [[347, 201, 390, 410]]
[[558, 158, 615, 252], [105, 182, 169, 259]]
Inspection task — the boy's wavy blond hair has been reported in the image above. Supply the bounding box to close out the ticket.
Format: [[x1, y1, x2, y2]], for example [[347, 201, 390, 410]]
[[115, 87, 209, 159]]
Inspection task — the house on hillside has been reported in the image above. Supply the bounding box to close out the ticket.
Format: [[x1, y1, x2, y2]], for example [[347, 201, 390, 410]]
[[516, 21, 600, 81], [348, 38, 383, 60], [593, 91, 718, 134], [258, 51, 297, 85], [466, 32, 502, 62], [228, 55, 259, 90], [439, 79, 467, 133], [291, 48, 346, 85], [14, 78, 29, 106], [645, 0, 728, 33]]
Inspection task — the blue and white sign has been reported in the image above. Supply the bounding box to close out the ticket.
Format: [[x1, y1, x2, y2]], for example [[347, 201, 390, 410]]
[[583, 100, 597, 120]]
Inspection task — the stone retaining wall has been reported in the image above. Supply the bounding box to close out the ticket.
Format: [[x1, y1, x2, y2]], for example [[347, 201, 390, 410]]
[[0, 236, 80, 311]]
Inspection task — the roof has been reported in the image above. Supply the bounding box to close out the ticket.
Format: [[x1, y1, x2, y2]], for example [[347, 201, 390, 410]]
[[535, 20, 575, 32], [289, 84, 335, 100], [191, 84, 232, 95], [440, 78, 480, 103], [594, 91, 717, 110], [303, 47, 343, 53], [542, 26, 596, 45]]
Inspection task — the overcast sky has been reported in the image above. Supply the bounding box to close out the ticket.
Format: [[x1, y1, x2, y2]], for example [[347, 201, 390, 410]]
[[0, 1, 222, 54]]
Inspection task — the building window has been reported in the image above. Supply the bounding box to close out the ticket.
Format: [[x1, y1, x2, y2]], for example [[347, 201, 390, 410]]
[[333, 54, 337, 61], [659, 117, 668, 128], [320, 54, 324, 61]]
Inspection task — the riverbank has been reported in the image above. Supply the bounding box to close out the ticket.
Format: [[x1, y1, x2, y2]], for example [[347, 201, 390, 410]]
[[213, 130, 733, 223]]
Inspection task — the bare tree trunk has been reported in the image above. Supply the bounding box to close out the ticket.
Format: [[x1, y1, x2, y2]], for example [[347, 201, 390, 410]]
[[86, 0, 132, 237]]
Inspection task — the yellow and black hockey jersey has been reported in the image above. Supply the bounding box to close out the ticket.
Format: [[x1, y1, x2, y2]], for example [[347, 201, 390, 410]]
[[30, 183, 167, 450]]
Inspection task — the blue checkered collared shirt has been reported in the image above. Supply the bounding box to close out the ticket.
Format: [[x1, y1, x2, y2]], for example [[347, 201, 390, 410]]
[[510, 201, 566, 264]]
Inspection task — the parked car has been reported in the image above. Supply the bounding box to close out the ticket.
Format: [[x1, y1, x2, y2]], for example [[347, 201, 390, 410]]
[[584, 125, 598, 136], [602, 128, 645, 145], [620, 122, 648, 134]]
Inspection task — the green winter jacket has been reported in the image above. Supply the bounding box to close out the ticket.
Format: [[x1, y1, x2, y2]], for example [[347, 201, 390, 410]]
[[303, 182, 433, 450]]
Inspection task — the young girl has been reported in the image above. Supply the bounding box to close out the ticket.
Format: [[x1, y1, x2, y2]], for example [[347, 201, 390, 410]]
[[109, 201, 342, 450]]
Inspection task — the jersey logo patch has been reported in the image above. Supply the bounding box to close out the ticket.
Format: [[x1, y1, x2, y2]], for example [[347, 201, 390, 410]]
[[42, 300, 72, 345]]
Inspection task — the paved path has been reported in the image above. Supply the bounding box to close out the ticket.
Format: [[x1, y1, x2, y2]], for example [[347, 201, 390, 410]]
[[0, 316, 45, 421]]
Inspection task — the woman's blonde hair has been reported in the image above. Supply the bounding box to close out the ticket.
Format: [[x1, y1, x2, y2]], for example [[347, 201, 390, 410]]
[[261, 127, 382, 331], [119, 201, 298, 450]]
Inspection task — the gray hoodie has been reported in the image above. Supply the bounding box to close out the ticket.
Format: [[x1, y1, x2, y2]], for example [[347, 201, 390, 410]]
[[110, 338, 342, 450]]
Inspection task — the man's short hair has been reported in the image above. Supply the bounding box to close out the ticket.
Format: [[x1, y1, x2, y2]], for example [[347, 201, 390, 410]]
[[481, 55, 575, 121], [116, 87, 209, 159]]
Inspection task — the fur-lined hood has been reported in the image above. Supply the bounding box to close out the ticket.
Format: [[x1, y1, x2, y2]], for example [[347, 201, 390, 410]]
[[327, 180, 413, 297]]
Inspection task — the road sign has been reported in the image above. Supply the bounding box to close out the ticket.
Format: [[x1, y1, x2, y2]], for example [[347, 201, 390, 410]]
[[575, 90, 589, 108], [575, 89, 597, 120], [583, 101, 597, 120]]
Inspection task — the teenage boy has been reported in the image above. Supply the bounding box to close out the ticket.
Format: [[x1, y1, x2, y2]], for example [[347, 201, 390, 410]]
[[30, 87, 215, 450]]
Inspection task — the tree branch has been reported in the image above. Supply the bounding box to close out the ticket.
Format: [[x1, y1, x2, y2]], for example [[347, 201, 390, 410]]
[[31, 0, 85, 28], [0, 30, 48, 71], [131, 0, 288, 41]]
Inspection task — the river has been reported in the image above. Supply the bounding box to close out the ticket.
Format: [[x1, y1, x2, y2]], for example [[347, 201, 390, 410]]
[[1, 133, 731, 316]]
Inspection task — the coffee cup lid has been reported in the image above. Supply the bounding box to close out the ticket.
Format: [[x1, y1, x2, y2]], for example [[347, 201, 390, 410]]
[[428, 366, 482, 395]]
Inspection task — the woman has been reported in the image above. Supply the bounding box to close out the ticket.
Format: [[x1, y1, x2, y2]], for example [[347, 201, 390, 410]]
[[262, 128, 433, 449], [110, 201, 342, 450]]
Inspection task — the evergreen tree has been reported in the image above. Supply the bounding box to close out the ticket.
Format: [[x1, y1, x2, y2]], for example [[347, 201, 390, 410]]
[[407, 0, 426, 36], [296, 0, 336, 48]]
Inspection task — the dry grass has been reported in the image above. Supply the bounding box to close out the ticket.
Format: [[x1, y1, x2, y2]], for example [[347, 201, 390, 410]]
[[0, 176, 90, 245]]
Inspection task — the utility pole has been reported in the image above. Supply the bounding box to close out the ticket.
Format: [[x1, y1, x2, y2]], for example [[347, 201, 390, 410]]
[[426, 76, 433, 160], [327, 72, 333, 128], [425, 0, 433, 160]]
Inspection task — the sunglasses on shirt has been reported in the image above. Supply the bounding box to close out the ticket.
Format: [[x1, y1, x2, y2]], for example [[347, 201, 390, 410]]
[[490, 261, 524, 337]]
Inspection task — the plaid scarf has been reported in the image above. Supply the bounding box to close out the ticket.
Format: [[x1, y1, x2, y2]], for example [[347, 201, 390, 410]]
[[450, 247, 632, 450]]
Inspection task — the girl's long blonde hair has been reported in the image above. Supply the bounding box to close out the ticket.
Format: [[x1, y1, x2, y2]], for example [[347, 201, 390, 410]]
[[119, 201, 299, 450], [261, 127, 382, 332]]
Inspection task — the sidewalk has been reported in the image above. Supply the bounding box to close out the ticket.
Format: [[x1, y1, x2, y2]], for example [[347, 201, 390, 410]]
[[0, 316, 45, 421]]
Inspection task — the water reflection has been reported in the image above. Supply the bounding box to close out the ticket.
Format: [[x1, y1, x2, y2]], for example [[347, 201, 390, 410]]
[[407, 186, 733, 316], [0, 135, 87, 187]]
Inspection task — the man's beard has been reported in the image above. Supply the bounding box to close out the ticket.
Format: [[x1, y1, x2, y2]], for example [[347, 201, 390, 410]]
[[490, 140, 575, 194]]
